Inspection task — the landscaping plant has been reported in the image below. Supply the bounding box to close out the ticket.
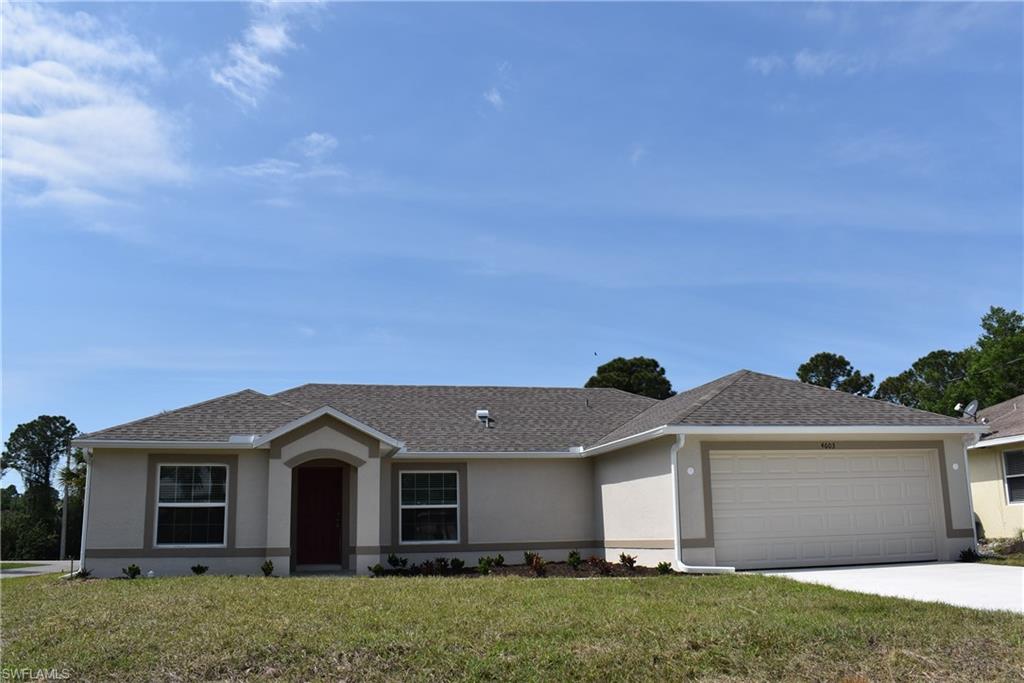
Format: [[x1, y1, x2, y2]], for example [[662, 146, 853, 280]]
[[190, 565, 208, 576], [619, 553, 637, 569], [589, 556, 613, 576], [260, 560, 274, 577], [121, 564, 141, 580], [567, 550, 583, 570], [656, 561, 672, 575]]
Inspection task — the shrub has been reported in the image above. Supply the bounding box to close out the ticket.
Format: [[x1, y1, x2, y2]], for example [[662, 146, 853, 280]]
[[656, 561, 672, 575], [419, 560, 436, 576], [529, 553, 547, 577], [370, 563, 386, 577], [386, 553, 408, 569], [435, 557, 450, 574], [523, 551, 538, 566], [260, 560, 274, 577], [494, 553, 505, 567], [191, 564, 209, 576], [588, 556, 613, 576], [121, 564, 141, 580], [567, 550, 583, 570], [477, 557, 493, 575], [450, 557, 465, 572], [959, 547, 980, 563], [619, 553, 637, 569]]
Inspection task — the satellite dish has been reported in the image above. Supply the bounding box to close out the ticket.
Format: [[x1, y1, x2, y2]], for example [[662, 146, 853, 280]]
[[962, 399, 979, 419]]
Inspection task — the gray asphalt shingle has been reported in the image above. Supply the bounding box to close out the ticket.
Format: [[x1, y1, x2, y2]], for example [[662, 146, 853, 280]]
[[978, 394, 1024, 442], [81, 370, 973, 452]]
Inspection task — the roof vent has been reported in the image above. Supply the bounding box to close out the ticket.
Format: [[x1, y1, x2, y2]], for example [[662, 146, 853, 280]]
[[475, 409, 493, 428]]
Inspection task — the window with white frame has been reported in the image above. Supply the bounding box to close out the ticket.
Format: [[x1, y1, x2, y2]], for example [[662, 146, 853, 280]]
[[1005, 450, 1024, 504], [156, 465, 228, 546], [399, 471, 458, 543]]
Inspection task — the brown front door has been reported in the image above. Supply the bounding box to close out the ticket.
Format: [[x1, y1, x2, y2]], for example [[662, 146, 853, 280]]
[[296, 467, 344, 565]]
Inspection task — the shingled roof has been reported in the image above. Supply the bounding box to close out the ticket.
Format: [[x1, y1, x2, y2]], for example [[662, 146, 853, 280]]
[[80, 370, 974, 452], [978, 394, 1024, 443], [592, 370, 971, 446]]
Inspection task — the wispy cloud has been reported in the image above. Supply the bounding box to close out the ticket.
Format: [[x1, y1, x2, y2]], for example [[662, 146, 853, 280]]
[[1, 3, 187, 209], [749, 3, 1013, 79], [747, 55, 785, 76], [294, 131, 337, 158], [482, 61, 513, 112], [628, 143, 647, 166], [209, 3, 317, 108]]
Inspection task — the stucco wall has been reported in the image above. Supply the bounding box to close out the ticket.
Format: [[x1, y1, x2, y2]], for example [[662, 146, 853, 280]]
[[466, 459, 594, 544], [970, 445, 1024, 539], [84, 448, 274, 577], [593, 437, 675, 549]]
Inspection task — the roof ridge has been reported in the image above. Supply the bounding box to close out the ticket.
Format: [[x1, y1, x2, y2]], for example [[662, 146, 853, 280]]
[[979, 393, 1024, 416], [82, 388, 268, 439], [741, 370, 971, 423], [671, 369, 750, 424], [276, 382, 653, 393]]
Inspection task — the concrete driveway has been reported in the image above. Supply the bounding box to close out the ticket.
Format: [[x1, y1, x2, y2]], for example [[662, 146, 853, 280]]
[[0, 560, 77, 579], [764, 562, 1024, 613]]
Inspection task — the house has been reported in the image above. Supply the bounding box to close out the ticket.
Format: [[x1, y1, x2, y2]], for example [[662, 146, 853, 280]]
[[967, 394, 1024, 540], [71, 370, 984, 577]]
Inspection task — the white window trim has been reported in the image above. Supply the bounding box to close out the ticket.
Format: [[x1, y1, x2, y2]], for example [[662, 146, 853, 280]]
[[398, 469, 459, 545], [1004, 449, 1024, 506], [154, 463, 229, 549]]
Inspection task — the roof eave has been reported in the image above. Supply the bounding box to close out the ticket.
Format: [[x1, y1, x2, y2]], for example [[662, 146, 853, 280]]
[[968, 433, 1024, 449], [71, 439, 268, 450]]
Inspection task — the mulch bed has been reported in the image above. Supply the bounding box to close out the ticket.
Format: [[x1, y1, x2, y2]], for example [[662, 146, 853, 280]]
[[491, 561, 664, 578]]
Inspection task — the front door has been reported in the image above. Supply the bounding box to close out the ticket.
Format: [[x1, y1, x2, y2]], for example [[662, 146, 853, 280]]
[[296, 467, 344, 565]]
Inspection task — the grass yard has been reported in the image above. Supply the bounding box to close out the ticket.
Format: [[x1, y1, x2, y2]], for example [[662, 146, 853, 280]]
[[0, 562, 43, 570], [2, 574, 1022, 681], [982, 553, 1024, 567]]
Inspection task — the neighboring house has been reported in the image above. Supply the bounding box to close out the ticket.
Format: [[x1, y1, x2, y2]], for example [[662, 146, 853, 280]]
[[967, 394, 1024, 540], [72, 370, 984, 577]]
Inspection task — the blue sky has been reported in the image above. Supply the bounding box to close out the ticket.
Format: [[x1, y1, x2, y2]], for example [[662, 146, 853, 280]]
[[2, 2, 1022, 486]]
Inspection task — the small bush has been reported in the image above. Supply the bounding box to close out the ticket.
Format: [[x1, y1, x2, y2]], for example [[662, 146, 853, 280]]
[[529, 552, 547, 577], [386, 553, 408, 569], [494, 553, 505, 567], [450, 557, 465, 572], [656, 561, 672, 575], [619, 553, 637, 569], [959, 547, 980, 563], [260, 560, 274, 577], [477, 556, 494, 575], [419, 560, 436, 576], [369, 563, 386, 577], [121, 564, 141, 580], [435, 557, 450, 574], [191, 564, 209, 576], [588, 556, 613, 576], [567, 550, 583, 570], [523, 551, 538, 566]]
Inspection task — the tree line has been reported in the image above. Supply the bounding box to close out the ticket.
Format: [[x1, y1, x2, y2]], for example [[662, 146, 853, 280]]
[[1, 416, 85, 560]]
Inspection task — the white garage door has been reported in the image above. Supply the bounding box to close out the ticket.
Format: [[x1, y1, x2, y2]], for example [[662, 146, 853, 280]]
[[711, 449, 942, 570]]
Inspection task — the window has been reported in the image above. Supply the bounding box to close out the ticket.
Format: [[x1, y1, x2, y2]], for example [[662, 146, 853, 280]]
[[1005, 450, 1024, 505], [399, 471, 458, 543], [156, 465, 228, 546]]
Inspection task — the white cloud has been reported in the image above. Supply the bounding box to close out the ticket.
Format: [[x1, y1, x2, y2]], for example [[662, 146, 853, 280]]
[[483, 87, 504, 111], [1, 3, 187, 208], [747, 55, 786, 76], [295, 131, 337, 158], [792, 49, 871, 77], [209, 3, 315, 108]]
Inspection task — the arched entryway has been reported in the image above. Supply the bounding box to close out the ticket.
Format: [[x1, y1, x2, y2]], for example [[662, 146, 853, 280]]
[[291, 458, 357, 571]]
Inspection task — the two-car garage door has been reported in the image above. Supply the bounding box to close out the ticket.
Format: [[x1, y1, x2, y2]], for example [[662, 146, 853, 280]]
[[710, 449, 942, 570]]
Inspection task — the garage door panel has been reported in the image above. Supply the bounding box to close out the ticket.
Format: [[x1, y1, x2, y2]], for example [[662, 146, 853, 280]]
[[711, 450, 941, 570]]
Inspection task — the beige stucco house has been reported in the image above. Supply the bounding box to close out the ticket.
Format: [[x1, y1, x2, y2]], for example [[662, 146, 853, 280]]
[[968, 394, 1024, 540], [72, 370, 985, 577]]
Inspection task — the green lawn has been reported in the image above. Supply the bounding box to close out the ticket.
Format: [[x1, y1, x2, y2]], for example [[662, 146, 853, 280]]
[[2, 574, 1021, 681], [0, 562, 43, 570]]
